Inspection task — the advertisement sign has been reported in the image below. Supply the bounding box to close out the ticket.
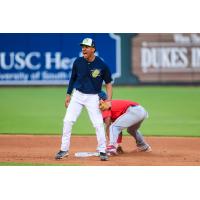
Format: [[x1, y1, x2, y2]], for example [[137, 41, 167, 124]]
[[132, 33, 200, 82], [0, 33, 121, 85]]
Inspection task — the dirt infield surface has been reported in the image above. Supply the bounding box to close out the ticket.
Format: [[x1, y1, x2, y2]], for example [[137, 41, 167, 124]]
[[0, 135, 200, 166]]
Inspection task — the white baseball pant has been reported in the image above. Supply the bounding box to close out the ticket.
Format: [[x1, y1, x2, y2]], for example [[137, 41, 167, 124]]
[[60, 89, 106, 153], [109, 105, 148, 146]]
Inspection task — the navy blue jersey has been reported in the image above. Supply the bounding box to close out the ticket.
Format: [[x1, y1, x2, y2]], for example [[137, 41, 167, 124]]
[[67, 56, 112, 95]]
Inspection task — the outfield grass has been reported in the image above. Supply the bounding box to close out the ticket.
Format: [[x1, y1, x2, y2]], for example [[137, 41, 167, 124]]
[[0, 86, 200, 136]]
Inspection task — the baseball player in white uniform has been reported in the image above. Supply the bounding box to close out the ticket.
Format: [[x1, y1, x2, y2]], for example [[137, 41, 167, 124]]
[[55, 38, 112, 161]]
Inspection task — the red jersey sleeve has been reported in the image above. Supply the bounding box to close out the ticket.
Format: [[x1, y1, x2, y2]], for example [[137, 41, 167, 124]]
[[102, 110, 111, 120]]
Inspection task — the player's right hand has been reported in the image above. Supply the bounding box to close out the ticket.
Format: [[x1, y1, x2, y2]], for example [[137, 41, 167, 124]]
[[99, 100, 111, 110], [65, 95, 71, 108]]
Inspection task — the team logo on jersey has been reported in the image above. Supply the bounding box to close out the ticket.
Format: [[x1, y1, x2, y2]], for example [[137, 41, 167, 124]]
[[91, 69, 101, 78]]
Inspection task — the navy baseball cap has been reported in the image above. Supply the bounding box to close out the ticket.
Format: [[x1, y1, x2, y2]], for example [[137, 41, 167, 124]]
[[80, 38, 95, 48], [98, 91, 107, 100]]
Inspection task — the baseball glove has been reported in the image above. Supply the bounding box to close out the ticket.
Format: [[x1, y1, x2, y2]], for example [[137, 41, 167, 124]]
[[99, 100, 111, 111]]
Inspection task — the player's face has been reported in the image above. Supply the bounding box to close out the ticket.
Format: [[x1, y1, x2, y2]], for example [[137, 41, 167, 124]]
[[81, 45, 95, 61]]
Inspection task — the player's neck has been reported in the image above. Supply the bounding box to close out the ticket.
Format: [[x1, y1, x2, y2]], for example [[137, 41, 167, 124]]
[[86, 55, 95, 62]]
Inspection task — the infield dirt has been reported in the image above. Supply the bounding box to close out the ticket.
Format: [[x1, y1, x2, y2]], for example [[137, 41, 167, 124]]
[[0, 135, 200, 166]]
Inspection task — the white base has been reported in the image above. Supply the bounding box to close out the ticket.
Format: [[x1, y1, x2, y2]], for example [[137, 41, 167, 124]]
[[74, 152, 99, 157]]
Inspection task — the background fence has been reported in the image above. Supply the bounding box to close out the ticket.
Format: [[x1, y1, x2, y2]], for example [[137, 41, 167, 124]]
[[1, 33, 200, 86]]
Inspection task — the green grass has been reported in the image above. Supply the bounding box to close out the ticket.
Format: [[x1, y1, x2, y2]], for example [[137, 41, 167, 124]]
[[0, 86, 200, 137], [0, 162, 80, 166]]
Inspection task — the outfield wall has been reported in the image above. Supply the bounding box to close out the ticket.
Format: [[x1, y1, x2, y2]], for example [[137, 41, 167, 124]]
[[0, 33, 121, 85], [1, 33, 200, 85], [132, 33, 200, 84]]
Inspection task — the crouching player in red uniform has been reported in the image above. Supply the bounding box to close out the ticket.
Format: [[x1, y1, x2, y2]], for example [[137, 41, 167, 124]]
[[98, 91, 152, 155]]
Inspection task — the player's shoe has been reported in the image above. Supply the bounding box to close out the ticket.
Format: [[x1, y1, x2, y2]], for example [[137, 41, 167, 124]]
[[137, 144, 152, 152], [116, 146, 124, 154], [99, 152, 108, 161], [55, 150, 69, 160], [106, 145, 118, 155]]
